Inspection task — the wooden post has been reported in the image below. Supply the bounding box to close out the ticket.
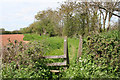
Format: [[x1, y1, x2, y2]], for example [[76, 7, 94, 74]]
[[64, 36, 69, 66], [77, 35, 82, 59]]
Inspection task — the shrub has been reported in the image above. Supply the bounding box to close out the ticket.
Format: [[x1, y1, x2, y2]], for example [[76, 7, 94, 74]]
[[63, 31, 120, 78], [2, 40, 52, 78]]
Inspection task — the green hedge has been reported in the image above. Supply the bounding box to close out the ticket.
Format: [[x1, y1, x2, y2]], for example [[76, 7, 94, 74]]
[[63, 30, 120, 78], [0, 31, 22, 34]]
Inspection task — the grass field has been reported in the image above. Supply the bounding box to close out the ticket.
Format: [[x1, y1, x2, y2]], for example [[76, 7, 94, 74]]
[[23, 30, 119, 64], [23, 34, 79, 63]]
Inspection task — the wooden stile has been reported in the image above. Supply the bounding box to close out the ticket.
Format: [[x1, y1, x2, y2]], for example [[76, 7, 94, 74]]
[[47, 60, 67, 66], [64, 36, 69, 66], [42, 36, 69, 72]]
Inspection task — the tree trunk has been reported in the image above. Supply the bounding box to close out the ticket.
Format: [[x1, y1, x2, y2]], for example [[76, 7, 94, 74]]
[[99, 12, 102, 32], [86, 10, 90, 33], [103, 19, 106, 31], [103, 11, 108, 31], [107, 12, 112, 31]]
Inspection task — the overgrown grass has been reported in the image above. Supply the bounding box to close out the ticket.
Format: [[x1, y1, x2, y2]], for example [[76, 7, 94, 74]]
[[24, 34, 79, 63]]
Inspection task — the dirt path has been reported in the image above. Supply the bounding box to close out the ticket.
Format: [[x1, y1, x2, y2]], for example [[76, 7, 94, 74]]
[[70, 45, 75, 60]]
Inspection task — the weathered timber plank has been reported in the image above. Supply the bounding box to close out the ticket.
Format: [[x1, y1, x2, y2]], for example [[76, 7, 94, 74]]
[[77, 35, 82, 58], [43, 55, 66, 59], [47, 60, 67, 66], [50, 70, 61, 73], [64, 36, 67, 56], [64, 36, 69, 65]]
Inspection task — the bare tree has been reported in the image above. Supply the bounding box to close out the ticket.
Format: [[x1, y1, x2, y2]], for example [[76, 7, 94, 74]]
[[91, 1, 119, 31]]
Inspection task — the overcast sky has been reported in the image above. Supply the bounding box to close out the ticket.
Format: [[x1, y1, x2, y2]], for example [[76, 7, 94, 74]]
[[0, 0, 66, 31], [0, 0, 118, 31]]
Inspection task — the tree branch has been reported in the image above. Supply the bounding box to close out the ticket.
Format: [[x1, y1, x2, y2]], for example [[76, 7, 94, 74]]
[[114, 8, 120, 11], [98, 5, 120, 18], [91, 4, 120, 18]]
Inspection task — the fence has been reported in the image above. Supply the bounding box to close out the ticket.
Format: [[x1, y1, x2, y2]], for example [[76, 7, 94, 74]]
[[42, 36, 69, 72], [42, 35, 82, 72]]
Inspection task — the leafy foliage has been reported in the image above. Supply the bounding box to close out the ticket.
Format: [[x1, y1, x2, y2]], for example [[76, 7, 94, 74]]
[[2, 37, 64, 79], [63, 30, 120, 78], [2, 30, 120, 79], [2, 40, 52, 79]]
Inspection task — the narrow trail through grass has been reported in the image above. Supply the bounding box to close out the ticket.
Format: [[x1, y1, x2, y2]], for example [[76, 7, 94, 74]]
[[23, 34, 79, 63], [70, 45, 75, 61]]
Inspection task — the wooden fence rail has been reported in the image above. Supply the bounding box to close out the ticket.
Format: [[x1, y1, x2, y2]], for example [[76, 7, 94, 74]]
[[41, 35, 82, 72], [42, 36, 69, 72], [43, 55, 66, 59]]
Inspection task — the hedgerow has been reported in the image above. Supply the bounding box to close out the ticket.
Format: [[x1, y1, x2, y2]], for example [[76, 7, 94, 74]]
[[2, 40, 53, 79], [63, 30, 120, 78]]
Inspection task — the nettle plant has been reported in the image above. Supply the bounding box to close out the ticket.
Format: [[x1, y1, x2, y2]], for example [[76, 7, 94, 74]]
[[2, 40, 52, 78], [2, 40, 45, 65]]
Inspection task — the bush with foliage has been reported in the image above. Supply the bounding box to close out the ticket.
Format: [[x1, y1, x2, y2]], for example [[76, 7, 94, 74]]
[[2, 40, 53, 79], [63, 30, 120, 78], [2, 38, 65, 79]]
